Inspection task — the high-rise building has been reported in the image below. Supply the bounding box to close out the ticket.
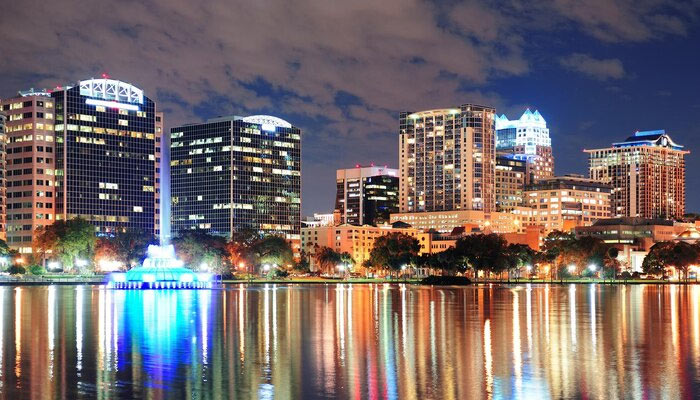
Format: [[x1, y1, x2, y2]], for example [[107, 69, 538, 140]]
[[399, 104, 496, 213], [495, 109, 554, 184], [585, 130, 688, 220], [0, 90, 55, 251], [495, 155, 525, 212], [171, 115, 301, 246], [52, 78, 160, 234], [524, 174, 611, 233], [335, 165, 399, 226], [0, 112, 6, 241]]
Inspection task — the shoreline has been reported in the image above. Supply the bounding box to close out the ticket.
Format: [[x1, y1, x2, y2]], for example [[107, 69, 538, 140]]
[[0, 277, 698, 286]]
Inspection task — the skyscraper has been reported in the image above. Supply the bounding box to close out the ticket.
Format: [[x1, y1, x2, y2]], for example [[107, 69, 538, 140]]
[[0, 89, 55, 251], [335, 165, 399, 226], [586, 129, 688, 220], [399, 104, 496, 213], [495, 109, 554, 184], [170, 115, 301, 246], [52, 78, 160, 234]]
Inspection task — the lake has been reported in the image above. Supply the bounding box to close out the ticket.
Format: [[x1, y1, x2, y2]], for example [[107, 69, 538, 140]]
[[0, 283, 699, 399]]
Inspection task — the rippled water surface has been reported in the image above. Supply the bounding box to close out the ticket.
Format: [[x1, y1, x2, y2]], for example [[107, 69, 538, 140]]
[[1, 283, 700, 398]]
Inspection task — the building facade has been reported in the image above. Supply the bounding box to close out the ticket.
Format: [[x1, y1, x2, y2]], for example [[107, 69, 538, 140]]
[[496, 109, 554, 184], [301, 223, 455, 273], [0, 112, 5, 240], [585, 130, 688, 220], [390, 208, 530, 234], [525, 175, 611, 233], [335, 165, 398, 226], [399, 104, 496, 213], [0, 90, 56, 251], [52, 78, 160, 235], [574, 217, 693, 271], [495, 155, 525, 211], [171, 115, 301, 247]]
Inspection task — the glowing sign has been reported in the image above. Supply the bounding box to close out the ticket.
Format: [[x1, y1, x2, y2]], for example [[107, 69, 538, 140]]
[[86, 98, 139, 111]]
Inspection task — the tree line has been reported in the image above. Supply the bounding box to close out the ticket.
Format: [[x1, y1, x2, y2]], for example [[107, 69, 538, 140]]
[[6, 218, 296, 276]]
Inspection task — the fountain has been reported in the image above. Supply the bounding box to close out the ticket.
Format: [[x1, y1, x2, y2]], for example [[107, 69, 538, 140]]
[[108, 135, 212, 289]]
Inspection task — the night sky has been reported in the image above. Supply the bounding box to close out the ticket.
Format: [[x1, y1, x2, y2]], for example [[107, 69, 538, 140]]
[[1, 1, 699, 216]]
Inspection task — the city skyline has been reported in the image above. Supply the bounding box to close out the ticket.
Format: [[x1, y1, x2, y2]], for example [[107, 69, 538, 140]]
[[1, 1, 699, 217]]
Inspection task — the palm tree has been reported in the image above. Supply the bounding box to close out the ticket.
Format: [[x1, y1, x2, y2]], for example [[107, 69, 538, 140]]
[[314, 247, 341, 275]]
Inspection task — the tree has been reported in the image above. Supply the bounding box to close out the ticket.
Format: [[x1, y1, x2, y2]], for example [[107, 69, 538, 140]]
[[172, 230, 229, 273], [314, 246, 342, 275], [643, 241, 674, 276], [367, 233, 420, 276], [111, 229, 156, 268], [34, 218, 97, 272], [246, 236, 294, 272], [454, 233, 509, 278], [292, 250, 311, 273], [504, 244, 536, 280]]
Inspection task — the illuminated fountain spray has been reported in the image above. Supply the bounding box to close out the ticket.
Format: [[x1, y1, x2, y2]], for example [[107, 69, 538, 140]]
[[108, 131, 212, 289]]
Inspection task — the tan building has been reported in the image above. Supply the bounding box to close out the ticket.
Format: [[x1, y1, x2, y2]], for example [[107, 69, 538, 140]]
[[0, 90, 56, 252], [585, 130, 687, 219], [301, 224, 455, 272], [525, 175, 611, 234], [390, 208, 531, 234], [399, 104, 496, 213], [574, 217, 693, 271], [495, 155, 525, 211]]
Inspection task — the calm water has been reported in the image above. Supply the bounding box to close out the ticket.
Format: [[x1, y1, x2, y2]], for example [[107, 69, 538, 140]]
[[0, 283, 699, 399]]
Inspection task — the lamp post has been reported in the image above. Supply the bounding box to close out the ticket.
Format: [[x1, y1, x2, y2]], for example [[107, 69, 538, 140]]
[[588, 263, 598, 282]]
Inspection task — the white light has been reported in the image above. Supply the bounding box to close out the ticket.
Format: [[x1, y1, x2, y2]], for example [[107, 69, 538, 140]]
[[142, 274, 155, 283], [98, 259, 122, 272], [199, 262, 209, 271], [242, 115, 292, 129], [588, 263, 598, 271], [526, 264, 532, 271], [196, 273, 212, 282], [86, 98, 139, 111], [263, 264, 270, 271], [401, 265, 407, 271], [48, 261, 60, 270], [337, 264, 345, 271], [75, 259, 88, 267], [568, 264, 576, 273], [111, 273, 126, 283], [180, 274, 194, 283], [261, 123, 275, 132]]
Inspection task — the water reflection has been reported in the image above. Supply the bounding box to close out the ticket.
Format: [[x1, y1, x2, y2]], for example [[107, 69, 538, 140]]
[[1, 284, 700, 398]]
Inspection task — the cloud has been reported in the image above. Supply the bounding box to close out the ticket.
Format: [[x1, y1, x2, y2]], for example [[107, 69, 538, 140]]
[[547, 0, 699, 42], [559, 53, 625, 80], [0, 0, 696, 213]]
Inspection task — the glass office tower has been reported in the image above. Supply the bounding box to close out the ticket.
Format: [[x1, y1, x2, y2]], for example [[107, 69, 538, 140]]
[[171, 115, 301, 244], [52, 78, 159, 234], [335, 165, 399, 226]]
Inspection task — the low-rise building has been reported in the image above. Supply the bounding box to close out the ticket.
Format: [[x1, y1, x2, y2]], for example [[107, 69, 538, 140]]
[[525, 175, 611, 234], [301, 223, 455, 272], [573, 217, 693, 271], [390, 208, 531, 234]]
